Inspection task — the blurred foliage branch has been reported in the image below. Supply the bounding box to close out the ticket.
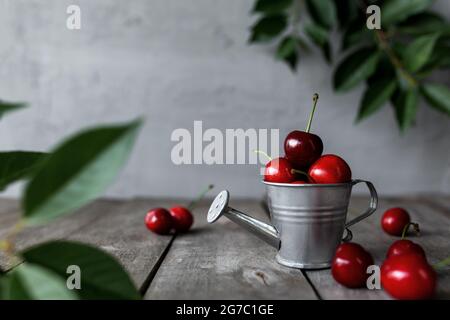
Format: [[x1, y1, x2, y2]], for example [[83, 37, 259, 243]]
[[0, 104, 142, 299], [248, 0, 450, 131]]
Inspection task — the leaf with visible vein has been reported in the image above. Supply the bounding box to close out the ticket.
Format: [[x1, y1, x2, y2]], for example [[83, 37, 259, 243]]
[[23, 119, 142, 225], [22, 241, 140, 300], [333, 47, 380, 92]]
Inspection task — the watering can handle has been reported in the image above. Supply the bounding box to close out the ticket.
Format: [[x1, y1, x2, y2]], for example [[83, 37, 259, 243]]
[[342, 180, 378, 242]]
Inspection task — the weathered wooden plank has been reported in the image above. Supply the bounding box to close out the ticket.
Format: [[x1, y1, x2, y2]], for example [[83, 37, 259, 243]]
[[304, 196, 450, 300], [145, 200, 318, 300], [64, 198, 176, 291], [1, 199, 125, 271], [1, 197, 177, 292]]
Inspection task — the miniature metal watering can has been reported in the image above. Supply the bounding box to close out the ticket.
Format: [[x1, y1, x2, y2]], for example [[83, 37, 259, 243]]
[[207, 180, 377, 269]]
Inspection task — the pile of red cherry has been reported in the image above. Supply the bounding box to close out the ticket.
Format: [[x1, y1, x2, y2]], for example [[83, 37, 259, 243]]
[[262, 94, 351, 184], [145, 185, 214, 235], [332, 207, 439, 300]]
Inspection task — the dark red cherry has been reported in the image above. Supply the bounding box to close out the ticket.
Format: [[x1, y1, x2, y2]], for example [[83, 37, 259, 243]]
[[284, 131, 323, 168], [145, 208, 173, 235], [331, 243, 374, 288], [169, 206, 194, 233], [284, 93, 323, 168], [386, 239, 426, 259]]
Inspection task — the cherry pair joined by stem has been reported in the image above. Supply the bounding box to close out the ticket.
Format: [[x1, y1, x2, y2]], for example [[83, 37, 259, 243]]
[[145, 185, 213, 235], [145, 206, 193, 235]]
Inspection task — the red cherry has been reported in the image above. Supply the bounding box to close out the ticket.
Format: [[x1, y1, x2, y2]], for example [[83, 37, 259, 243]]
[[145, 208, 173, 235], [284, 130, 323, 168], [291, 180, 307, 184], [264, 157, 295, 183], [381, 207, 411, 236], [169, 206, 194, 232], [331, 243, 374, 288], [284, 93, 323, 168], [386, 240, 426, 259], [308, 154, 352, 184], [381, 254, 436, 300]]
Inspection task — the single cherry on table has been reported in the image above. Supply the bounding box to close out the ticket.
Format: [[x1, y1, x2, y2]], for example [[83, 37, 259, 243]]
[[169, 206, 194, 233], [381, 207, 419, 237], [331, 242, 374, 288], [381, 253, 436, 300], [308, 154, 352, 184], [145, 208, 173, 235], [284, 93, 323, 168], [386, 239, 426, 259]]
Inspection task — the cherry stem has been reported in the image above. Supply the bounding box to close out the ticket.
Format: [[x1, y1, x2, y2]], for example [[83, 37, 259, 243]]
[[187, 184, 214, 210], [401, 222, 420, 239], [291, 169, 308, 176], [305, 93, 319, 133], [291, 169, 314, 182], [434, 256, 450, 270], [253, 150, 272, 162]]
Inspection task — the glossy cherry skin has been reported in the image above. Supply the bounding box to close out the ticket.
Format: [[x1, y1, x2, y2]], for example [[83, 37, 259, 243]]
[[264, 157, 295, 183], [331, 243, 374, 288], [381, 253, 436, 300], [381, 207, 410, 236], [386, 240, 426, 259], [308, 154, 352, 184], [145, 208, 173, 235], [284, 130, 323, 168], [169, 206, 194, 233]]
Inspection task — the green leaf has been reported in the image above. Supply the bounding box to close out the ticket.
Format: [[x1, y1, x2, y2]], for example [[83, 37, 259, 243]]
[[253, 0, 293, 15], [0, 152, 47, 191], [392, 89, 419, 131], [249, 15, 287, 43], [402, 33, 439, 72], [22, 241, 140, 300], [420, 83, 450, 115], [420, 44, 450, 74], [305, 23, 331, 62], [357, 79, 397, 122], [334, 0, 360, 29], [276, 36, 299, 70], [381, 0, 433, 26], [0, 101, 26, 119], [333, 47, 380, 92], [23, 119, 142, 225], [2, 263, 78, 300], [342, 19, 373, 50], [398, 12, 447, 35], [305, 0, 337, 30]]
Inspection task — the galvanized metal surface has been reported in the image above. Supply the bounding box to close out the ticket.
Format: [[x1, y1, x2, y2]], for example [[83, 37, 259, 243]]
[[208, 180, 378, 269]]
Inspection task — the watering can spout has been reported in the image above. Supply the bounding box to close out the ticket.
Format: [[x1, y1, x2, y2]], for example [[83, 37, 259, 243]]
[[207, 190, 281, 249]]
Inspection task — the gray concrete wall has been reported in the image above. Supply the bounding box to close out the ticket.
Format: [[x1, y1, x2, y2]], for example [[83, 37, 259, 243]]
[[0, 0, 449, 199]]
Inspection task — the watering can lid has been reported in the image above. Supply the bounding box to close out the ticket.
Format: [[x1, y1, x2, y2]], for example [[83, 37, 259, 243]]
[[207, 190, 229, 223]]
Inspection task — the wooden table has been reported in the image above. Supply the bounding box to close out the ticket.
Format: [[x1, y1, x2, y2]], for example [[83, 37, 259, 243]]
[[0, 195, 449, 300]]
